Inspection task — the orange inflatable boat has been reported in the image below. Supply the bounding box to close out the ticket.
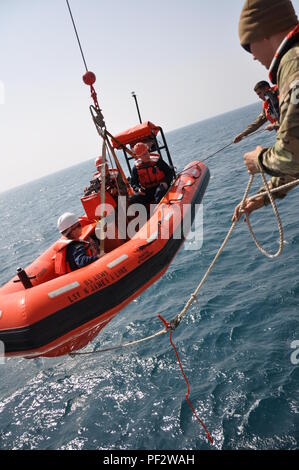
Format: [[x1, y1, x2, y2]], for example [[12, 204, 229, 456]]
[[0, 122, 209, 358]]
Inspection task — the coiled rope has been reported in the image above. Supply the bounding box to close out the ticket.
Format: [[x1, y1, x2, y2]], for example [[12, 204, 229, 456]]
[[246, 167, 284, 259]]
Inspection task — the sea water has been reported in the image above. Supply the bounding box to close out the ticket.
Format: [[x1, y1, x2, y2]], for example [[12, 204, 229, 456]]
[[0, 103, 298, 450]]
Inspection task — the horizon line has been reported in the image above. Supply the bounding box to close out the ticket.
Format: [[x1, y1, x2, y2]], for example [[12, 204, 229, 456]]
[[0, 100, 258, 195]]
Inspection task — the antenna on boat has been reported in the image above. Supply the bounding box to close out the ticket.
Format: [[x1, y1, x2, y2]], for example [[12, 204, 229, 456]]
[[131, 91, 142, 124]]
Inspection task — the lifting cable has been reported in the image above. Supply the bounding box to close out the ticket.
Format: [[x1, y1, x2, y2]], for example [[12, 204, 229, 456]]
[[202, 127, 266, 163], [66, 0, 88, 72]]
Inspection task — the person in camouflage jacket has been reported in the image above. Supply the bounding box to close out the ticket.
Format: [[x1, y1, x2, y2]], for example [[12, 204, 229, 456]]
[[233, 0, 299, 221]]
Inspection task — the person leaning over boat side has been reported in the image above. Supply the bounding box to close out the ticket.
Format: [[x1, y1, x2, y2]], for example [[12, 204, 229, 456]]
[[233, 0, 299, 221], [56, 213, 100, 273], [233, 81, 280, 144], [129, 142, 175, 205]]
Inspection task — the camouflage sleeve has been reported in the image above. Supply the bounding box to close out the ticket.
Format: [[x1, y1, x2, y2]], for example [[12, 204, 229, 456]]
[[241, 110, 267, 137], [260, 48, 299, 179]]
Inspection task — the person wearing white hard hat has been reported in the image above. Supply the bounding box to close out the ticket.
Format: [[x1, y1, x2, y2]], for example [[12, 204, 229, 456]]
[[56, 212, 99, 272]]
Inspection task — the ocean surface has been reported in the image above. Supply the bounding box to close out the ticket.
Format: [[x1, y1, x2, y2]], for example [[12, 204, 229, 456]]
[[0, 103, 298, 450]]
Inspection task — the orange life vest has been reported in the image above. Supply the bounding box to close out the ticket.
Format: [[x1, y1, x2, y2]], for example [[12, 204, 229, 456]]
[[263, 85, 280, 124], [135, 155, 166, 189], [269, 24, 299, 85], [54, 237, 97, 275]]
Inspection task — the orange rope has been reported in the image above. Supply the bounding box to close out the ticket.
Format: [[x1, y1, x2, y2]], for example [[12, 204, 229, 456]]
[[157, 314, 213, 445]]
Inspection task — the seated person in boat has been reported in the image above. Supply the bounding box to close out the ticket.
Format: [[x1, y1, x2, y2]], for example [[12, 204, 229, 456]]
[[233, 80, 280, 144], [84, 156, 127, 198], [84, 156, 107, 196], [56, 212, 100, 273], [129, 143, 175, 205]]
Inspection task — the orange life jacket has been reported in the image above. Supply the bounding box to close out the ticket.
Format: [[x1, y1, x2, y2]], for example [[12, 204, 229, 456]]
[[263, 85, 280, 124], [135, 155, 166, 189], [269, 24, 299, 85], [54, 237, 97, 275]]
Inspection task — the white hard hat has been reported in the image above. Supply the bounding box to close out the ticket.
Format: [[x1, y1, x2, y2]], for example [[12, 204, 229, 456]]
[[57, 212, 78, 233]]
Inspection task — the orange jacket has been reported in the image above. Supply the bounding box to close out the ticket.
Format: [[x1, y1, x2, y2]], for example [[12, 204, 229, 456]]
[[263, 85, 280, 124], [135, 155, 167, 189]]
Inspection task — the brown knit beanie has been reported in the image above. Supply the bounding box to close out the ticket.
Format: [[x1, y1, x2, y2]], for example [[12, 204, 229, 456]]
[[239, 0, 298, 52]]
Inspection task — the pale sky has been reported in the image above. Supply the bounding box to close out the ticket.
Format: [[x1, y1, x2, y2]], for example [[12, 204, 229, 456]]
[[1, 0, 299, 192]]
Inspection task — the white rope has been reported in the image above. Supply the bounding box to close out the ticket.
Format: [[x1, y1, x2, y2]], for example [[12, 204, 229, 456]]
[[175, 170, 299, 324], [245, 166, 283, 259], [249, 177, 299, 201], [69, 328, 166, 356]]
